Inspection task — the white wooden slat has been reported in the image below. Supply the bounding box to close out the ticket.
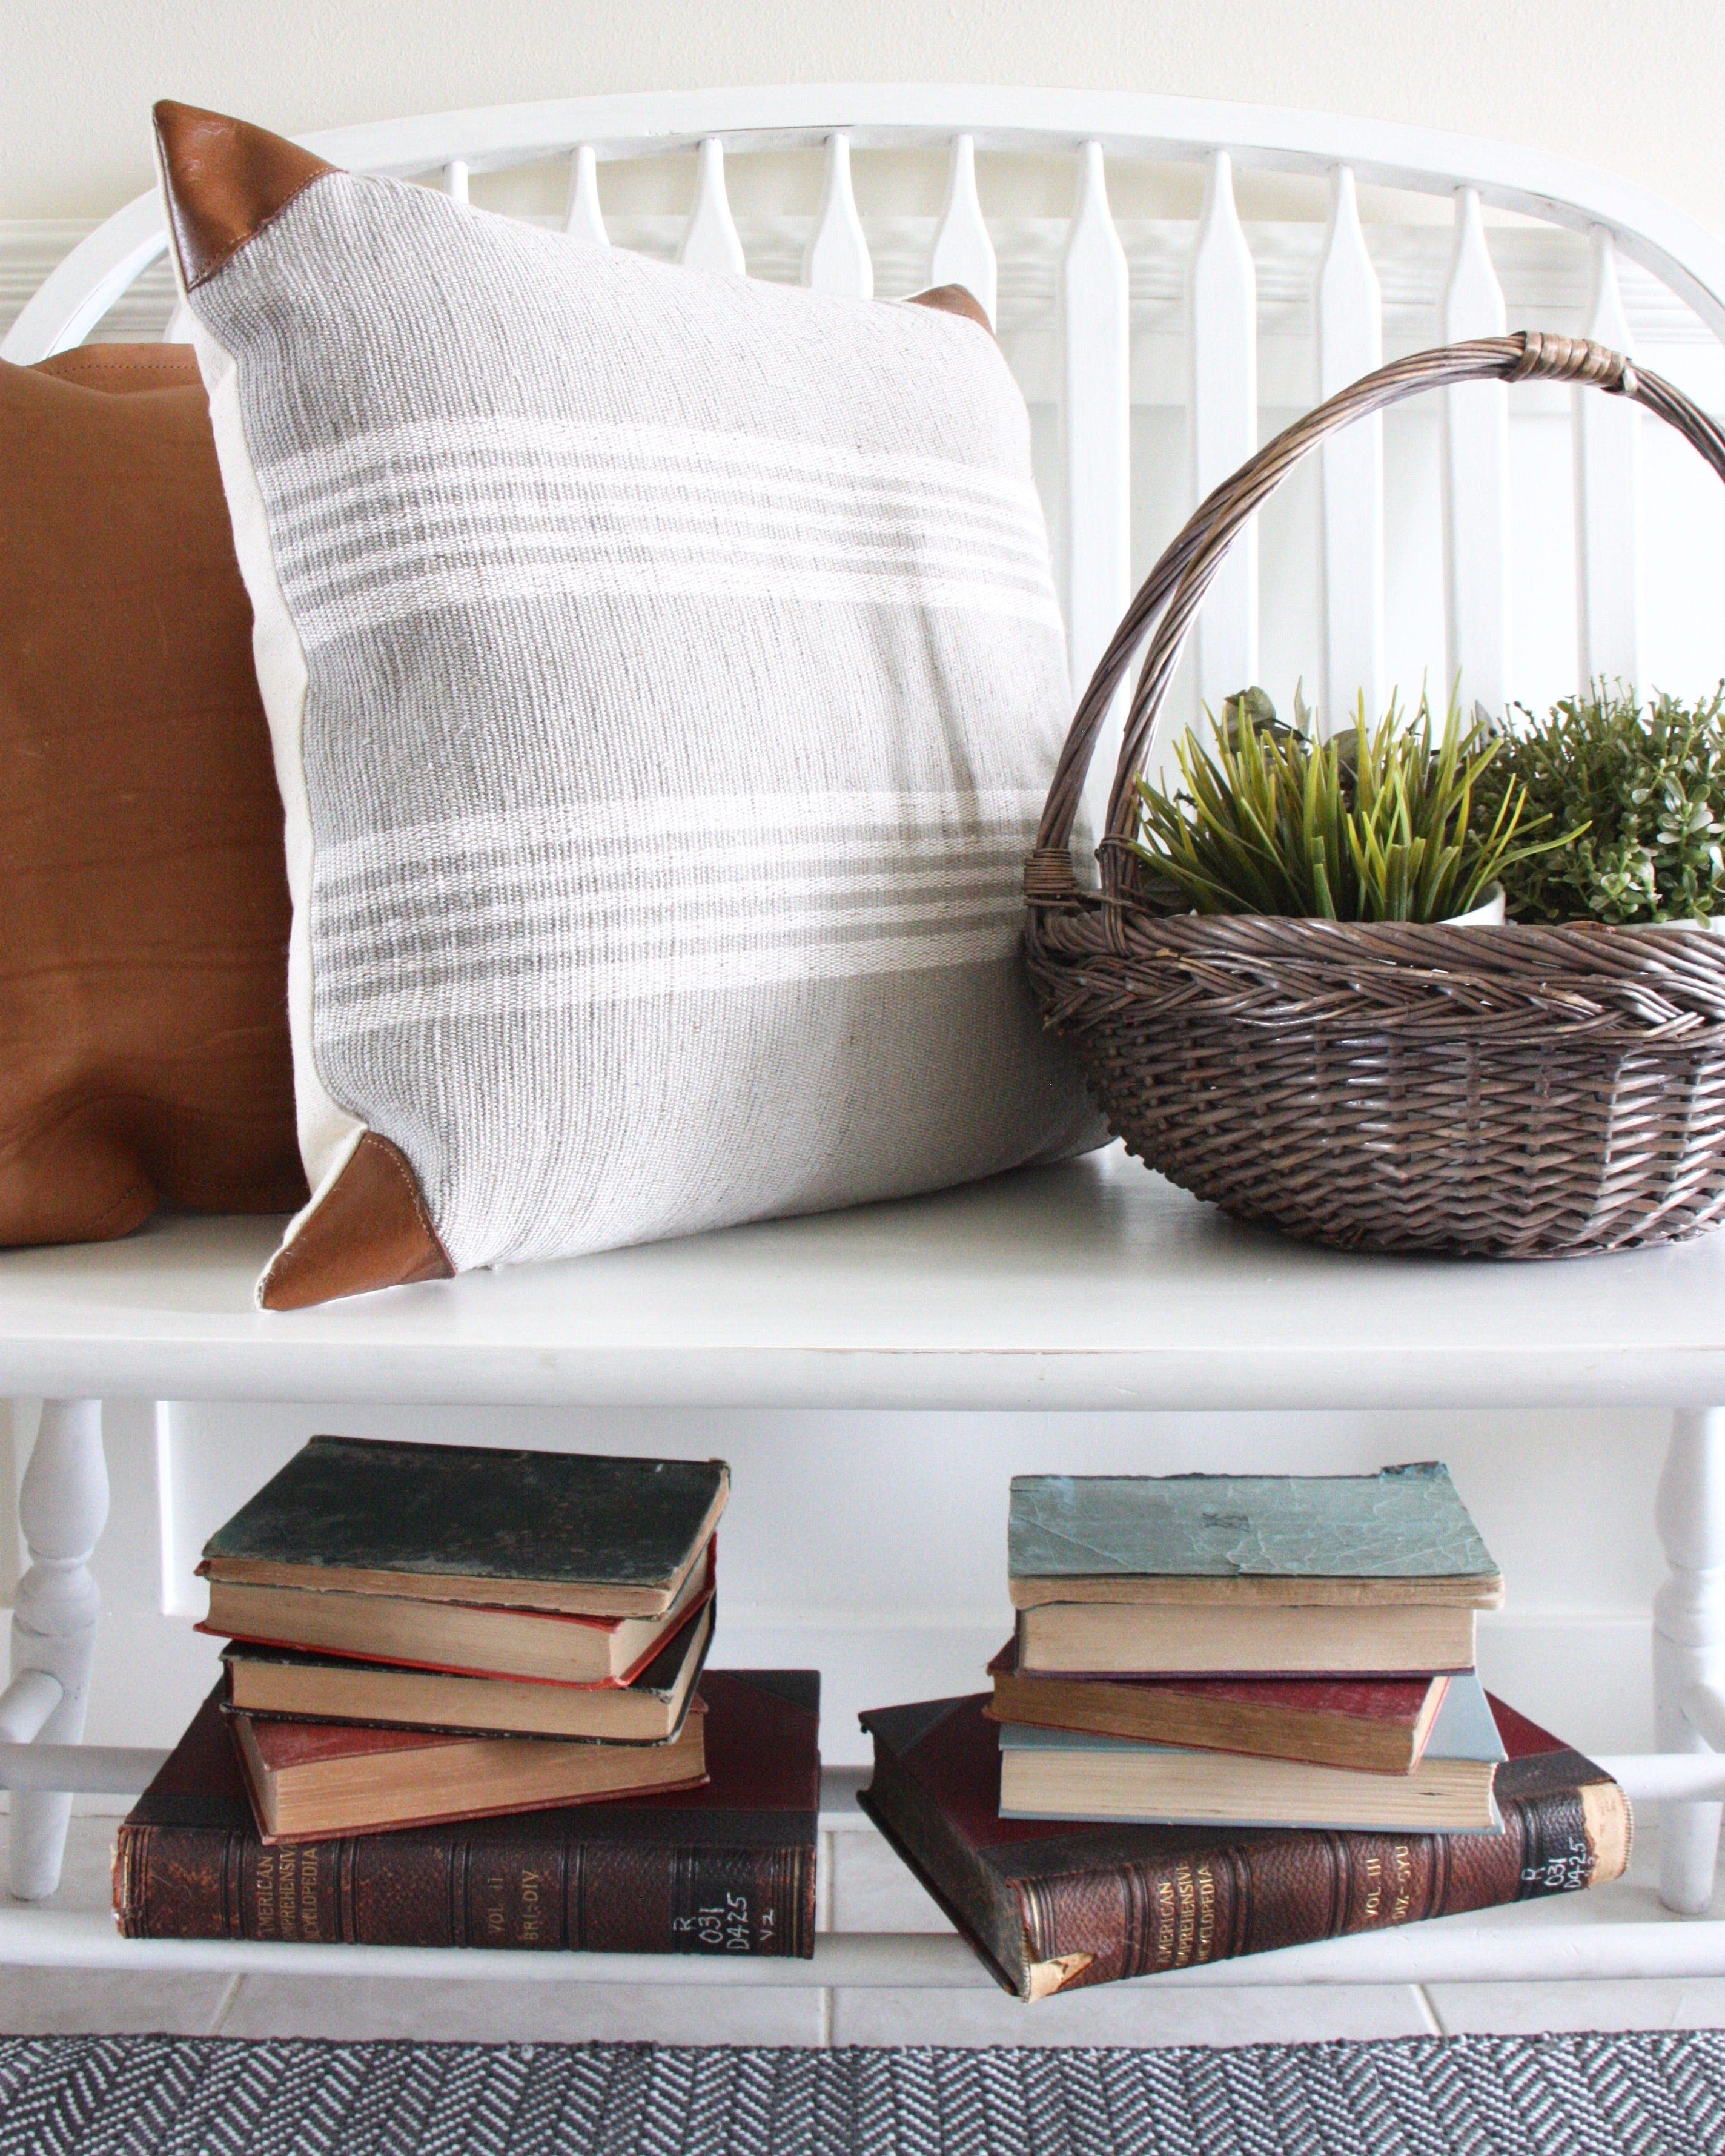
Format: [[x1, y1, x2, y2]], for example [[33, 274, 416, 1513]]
[[1440, 187, 1511, 716], [1187, 149, 1259, 716], [1059, 142, 1132, 842], [677, 138, 747, 278], [1315, 165, 1385, 733], [442, 158, 470, 205], [929, 134, 996, 325], [563, 145, 609, 246], [1574, 226, 1642, 690], [1061, 141, 1131, 690], [152, 1404, 196, 1617], [801, 133, 872, 297]]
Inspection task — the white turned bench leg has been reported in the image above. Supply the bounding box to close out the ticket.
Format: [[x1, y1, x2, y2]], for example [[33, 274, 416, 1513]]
[[3, 1401, 107, 1901], [1655, 1406, 1725, 1913]]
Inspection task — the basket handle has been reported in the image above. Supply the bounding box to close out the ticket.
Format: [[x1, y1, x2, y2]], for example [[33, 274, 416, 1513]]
[[1027, 331, 1725, 904]]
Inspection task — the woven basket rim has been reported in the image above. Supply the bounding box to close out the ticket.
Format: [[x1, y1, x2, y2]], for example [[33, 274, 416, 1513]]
[[1025, 881, 1725, 1048], [1045, 894, 1725, 950]]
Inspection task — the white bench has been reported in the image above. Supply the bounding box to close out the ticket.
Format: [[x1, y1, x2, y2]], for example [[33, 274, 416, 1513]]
[[6, 84, 1725, 1997]]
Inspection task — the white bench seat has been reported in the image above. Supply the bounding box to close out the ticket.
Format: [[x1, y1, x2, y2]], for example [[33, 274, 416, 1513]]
[[2, 1143, 1725, 1413]]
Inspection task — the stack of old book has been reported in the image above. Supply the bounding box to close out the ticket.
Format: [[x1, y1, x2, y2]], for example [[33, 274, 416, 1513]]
[[861, 1463, 1631, 2002], [114, 1436, 821, 1959]]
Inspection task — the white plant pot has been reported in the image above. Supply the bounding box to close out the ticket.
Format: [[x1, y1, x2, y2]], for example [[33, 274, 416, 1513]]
[[1440, 883, 1505, 927]]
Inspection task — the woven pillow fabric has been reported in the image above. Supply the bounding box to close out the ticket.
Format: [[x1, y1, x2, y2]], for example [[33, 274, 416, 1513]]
[[155, 104, 1104, 1309]]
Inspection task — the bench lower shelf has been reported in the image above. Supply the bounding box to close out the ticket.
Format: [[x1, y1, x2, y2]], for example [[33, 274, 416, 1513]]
[[9, 1756, 1725, 1991], [5, 1905, 1725, 1989]]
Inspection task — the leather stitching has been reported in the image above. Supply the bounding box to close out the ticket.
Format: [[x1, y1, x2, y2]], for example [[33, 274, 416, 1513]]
[[369, 1134, 454, 1275], [258, 1131, 451, 1305], [184, 170, 333, 291]]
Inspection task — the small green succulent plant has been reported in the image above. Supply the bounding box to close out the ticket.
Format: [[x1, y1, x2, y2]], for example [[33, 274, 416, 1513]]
[[1128, 687, 1558, 924], [1477, 685, 1725, 925]]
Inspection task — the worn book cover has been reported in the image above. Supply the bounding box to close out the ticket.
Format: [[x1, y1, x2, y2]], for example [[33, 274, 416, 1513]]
[[995, 1670, 1505, 1833], [200, 1542, 715, 1687], [859, 1690, 1629, 2000], [986, 1642, 1449, 1771], [1009, 1463, 1502, 1609], [230, 1699, 709, 1843], [220, 1595, 712, 1743], [116, 1670, 818, 1956], [199, 1436, 730, 1617]]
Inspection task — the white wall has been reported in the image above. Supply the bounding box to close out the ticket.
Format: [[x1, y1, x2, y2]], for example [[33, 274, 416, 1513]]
[[4, 0, 1724, 1779], [4, 0, 1725, 230]]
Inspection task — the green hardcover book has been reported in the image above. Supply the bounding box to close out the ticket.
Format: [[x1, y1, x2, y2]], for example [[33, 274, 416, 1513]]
[[1011, 1463, 1502, 1679], [200, 1436, 729, 1619]]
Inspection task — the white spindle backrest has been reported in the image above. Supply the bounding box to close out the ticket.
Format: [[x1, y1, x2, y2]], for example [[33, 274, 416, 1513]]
[[1574, 228, 1643, 689], [1187, 150, 1259, 716], [1059, 143, 1131, 835], [929, 135, 996, 326], [677, 137, 746, 277], [563, 145, 609, 246], [1440, 187, 1511, 715], [16, 86, 1725, 773], [801, 133, 872, 297], [1316, 168, 1385, 734]]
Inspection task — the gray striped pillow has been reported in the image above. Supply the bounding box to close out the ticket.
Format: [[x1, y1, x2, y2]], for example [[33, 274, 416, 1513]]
[[155, 105, 1104, 1308]]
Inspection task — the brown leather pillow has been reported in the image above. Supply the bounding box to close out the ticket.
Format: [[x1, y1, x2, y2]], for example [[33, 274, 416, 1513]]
[[0, 345, 303, 1245]]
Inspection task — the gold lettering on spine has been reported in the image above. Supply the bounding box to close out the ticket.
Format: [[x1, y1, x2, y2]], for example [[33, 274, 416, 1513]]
[[1154, 1875, 1176, 1966], [520, 1870, 546, 1946], [279, 1850, 297, 1938], [1363, 1850, 1383, 1922], [1194, 1864, 1216, 1960], [1160, 1863, 1208, 1966], [1391, 1844, 1413, 1925], [299, 1844, 320, 1940], [255, 1848, 278, 1939]]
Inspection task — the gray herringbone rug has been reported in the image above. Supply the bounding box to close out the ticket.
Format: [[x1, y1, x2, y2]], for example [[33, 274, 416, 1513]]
[[1, 2031, 1722, 2155]]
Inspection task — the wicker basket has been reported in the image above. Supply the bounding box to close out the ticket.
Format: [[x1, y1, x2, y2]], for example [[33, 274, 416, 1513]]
[[1024, 331, 1725, 1258]]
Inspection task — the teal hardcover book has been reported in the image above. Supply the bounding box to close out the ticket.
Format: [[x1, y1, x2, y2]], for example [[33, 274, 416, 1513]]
[[1009, 1463, 1498, 1592]]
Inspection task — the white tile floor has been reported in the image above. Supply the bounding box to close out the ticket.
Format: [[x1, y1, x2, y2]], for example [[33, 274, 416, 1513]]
[[4, 1811, 1724, 2048]]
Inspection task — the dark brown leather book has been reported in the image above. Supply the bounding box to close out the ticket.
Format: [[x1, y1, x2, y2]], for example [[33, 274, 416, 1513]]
[[859, 1691, 1631, 2001], [116, 1671, 818, 1956]]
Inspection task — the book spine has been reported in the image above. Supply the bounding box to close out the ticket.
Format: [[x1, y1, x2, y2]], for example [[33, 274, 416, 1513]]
[[1010, 1777, 1629, 1995], [114, 1823, 815, 1957]]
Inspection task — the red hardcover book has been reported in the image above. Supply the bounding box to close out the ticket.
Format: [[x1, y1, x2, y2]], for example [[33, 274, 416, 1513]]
[[859, 1690, 1630, 2001], [985, 1641, 1449, 1772], [230, 1697, 709, 1843], [116, 1671, 818, 1956]]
